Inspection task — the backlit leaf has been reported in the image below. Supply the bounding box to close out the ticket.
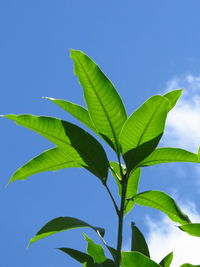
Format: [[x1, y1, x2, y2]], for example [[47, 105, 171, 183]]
[[121, 251, 160, 267], [4, 114, 109, 182], [133, 190, 191, 224], [120, 95, 169, 171], [179, 223, 200, 237], [70, 49, 127, 153], [159, 251, 173, 267], [138, 148, 200, 167], [8, 147, 81, 184], [163, 89, 183, 111], [83, 234, 107, 264]]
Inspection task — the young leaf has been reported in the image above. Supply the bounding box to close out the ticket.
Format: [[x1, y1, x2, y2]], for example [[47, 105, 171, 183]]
[[159, 251, 173, 267], [8, 147, 82, 184], [121, 251, 160, 267], [29, 216, 105, 246], [179, 223, 200, 237], [58, 247, 94, 266], [3, 114, 109, 182], [138, 147, 200, 167], [125, 168, 141, 214], [44, 98, 97, 133], [133, 190, 191, 224], [131, 222, 150, 257], [70, 49, 127, 153], [163, 89, 183, 111], [109, 161, 124, 195], [119, 95, 169, 171], [83, 233, 107, 264]]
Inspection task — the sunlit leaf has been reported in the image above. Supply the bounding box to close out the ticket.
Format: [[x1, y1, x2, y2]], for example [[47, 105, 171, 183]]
[[133, 190, 191, 224], [109, 161, 124, 195], [58, 247, 94, 266], [180, 264, 200, 267], [3, 114, 109, 182], [44, 98, 97, 132], [125, 168, 141, 214], [131, 222, 150, 257], [120, 95, 169, 171], [29, 216, 105, 246], [179, 223, 200, 237], [159, 251, 173, 267], [83, 233, 107, 264], [70, 49, 127, 153], [163, 89, 183, 111], [8, 147, 81, 184], [121, 251, 160, 267], [138, 148, 200, 167]]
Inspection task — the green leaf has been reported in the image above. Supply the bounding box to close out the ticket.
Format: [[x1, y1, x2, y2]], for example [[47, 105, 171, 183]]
[[159, 251, 173, 267], [3, 114, 109, 182], [119, 95, 169, 171], [125, 168, 141, 214], [70, 49, 127, 153], [29, 216, 105, 246], [83, 233, 107, 264], [44, 98, 97, 133], [131, 222, 150, 257], [163, 89, 183, 111], [58, 247, 94, 266], [133, 190, 191, 224], [109, 161, 124, 195], [180, 264, 200, 267], [95, 260, 115, 267], [179, 223, 200, 237], [121, 251, 160, 267], [8, 147, 82, 184], [138, 147, 200, 167]]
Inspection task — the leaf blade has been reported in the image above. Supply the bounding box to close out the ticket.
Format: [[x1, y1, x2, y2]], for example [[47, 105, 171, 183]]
[[159, 251, 173, 267], [163, 89, 183, 111], [133, 190, 191, 224], [70, 49, 127, 153], [9, 147, 82, 183], [138, 147, 200, 167], [179, 223, 200, 237], [121, 251, 160, 267], [29, 217, 105, 246], [131, 222, 150, 257], [4, 114, 109, 182]]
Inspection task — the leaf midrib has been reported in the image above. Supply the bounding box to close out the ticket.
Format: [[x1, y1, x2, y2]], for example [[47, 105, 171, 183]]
[[15, 118, 106, 178], [134, 194, 185, 223], [76, 56, 119, 153], [136, 99, 166, 147]]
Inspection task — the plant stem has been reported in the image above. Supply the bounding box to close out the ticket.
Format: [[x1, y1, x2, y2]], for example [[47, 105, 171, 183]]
[[116, 179, 127, 267]]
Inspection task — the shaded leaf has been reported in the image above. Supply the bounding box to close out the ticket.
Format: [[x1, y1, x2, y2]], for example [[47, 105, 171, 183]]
[[121, 251, 160, 267], [94, 260, 115, 267], [120, 95, 169, 172], [125, 168, 141, 214], [133, 190, 191, 224], [58, 247, 94, 266], [131, 222, 150, 257], [44, 97, 97, 132], [163, 89, 183, 111], [138, 148, 200, 167], [159, 251, 173, 267], [3, 114, 109, 182], [29, 216, 105, 245], [83, 233, 107, 264], [70, 49, 127, 153], [179, 223, 200, 237], [8, 147, 81, 184]]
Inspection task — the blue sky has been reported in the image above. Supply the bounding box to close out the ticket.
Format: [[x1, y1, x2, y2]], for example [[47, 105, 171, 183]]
[[1, 1, 200, 266]]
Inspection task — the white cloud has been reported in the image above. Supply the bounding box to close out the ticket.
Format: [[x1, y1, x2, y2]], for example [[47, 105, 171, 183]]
[[147, 201, 200, 266], [162, 74, 200, 153]]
